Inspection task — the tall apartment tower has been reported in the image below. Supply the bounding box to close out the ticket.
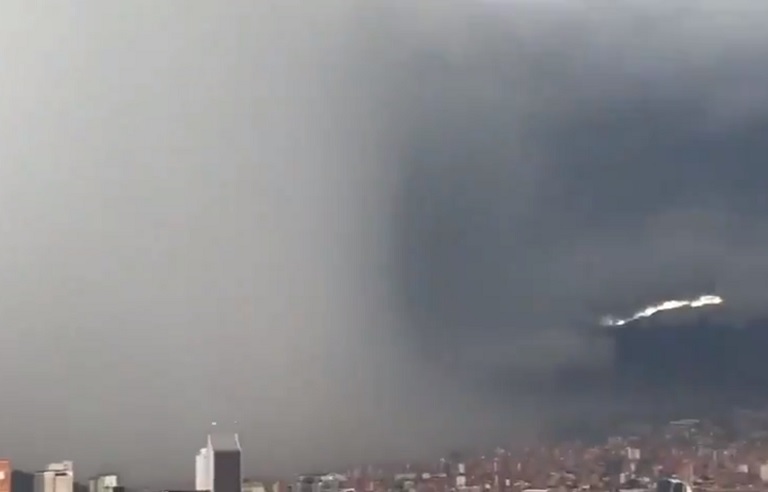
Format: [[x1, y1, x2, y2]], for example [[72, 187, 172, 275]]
[[195, 448, 211, 491], [34, 462, 74, 492], [197, 434, 240, 492]]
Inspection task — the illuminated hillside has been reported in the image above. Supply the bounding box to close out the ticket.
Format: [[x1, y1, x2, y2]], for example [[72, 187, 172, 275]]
[[598, 299, 768, 393]]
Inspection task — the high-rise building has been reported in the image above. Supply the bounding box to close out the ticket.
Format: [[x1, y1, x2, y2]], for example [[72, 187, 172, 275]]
[[198, 434, 241, 492], [196, 448, 211, 491], [34, 462, 73, 492], [0, 460, 11, 492], [88, 474, 118, 492]]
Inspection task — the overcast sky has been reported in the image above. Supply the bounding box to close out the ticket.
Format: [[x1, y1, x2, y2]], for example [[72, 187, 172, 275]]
[[2, 0, 768, 487]]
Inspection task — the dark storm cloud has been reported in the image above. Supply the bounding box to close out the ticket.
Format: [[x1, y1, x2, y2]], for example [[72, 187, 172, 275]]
[[3, 0, 768, 486], [363, 2, 768, 381]]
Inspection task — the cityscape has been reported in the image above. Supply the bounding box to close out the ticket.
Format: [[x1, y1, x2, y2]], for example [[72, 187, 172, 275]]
[[11, 412, 768, 492]]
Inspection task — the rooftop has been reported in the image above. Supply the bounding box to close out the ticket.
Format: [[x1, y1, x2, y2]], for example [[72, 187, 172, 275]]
[[208, 433, 241, 451]]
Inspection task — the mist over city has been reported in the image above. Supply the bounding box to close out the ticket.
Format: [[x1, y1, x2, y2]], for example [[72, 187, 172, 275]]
[[2, 1, 768, 491]]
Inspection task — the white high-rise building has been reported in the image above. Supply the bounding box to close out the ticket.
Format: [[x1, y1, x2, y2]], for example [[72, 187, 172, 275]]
[[196, 447, 212, 491], [34, 462, 74, 492]]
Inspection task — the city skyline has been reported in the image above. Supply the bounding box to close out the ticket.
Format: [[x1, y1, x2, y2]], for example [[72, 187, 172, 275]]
[[8, 411, 768, 491]]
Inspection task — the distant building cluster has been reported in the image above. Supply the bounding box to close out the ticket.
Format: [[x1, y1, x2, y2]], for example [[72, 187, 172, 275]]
[[12, 414, 768, 492], [257, 410, 768, 492], [2, 431, 242, 492]]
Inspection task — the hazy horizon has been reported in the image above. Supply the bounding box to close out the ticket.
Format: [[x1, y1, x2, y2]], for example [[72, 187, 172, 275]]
[[2, 0, 768, 487]]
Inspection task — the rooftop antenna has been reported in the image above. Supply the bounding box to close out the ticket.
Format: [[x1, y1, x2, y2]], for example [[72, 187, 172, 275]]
[[209, 421, 217, 438]]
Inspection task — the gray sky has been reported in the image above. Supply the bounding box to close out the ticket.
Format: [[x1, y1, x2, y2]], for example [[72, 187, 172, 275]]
[[2, 0, 768, 486]]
